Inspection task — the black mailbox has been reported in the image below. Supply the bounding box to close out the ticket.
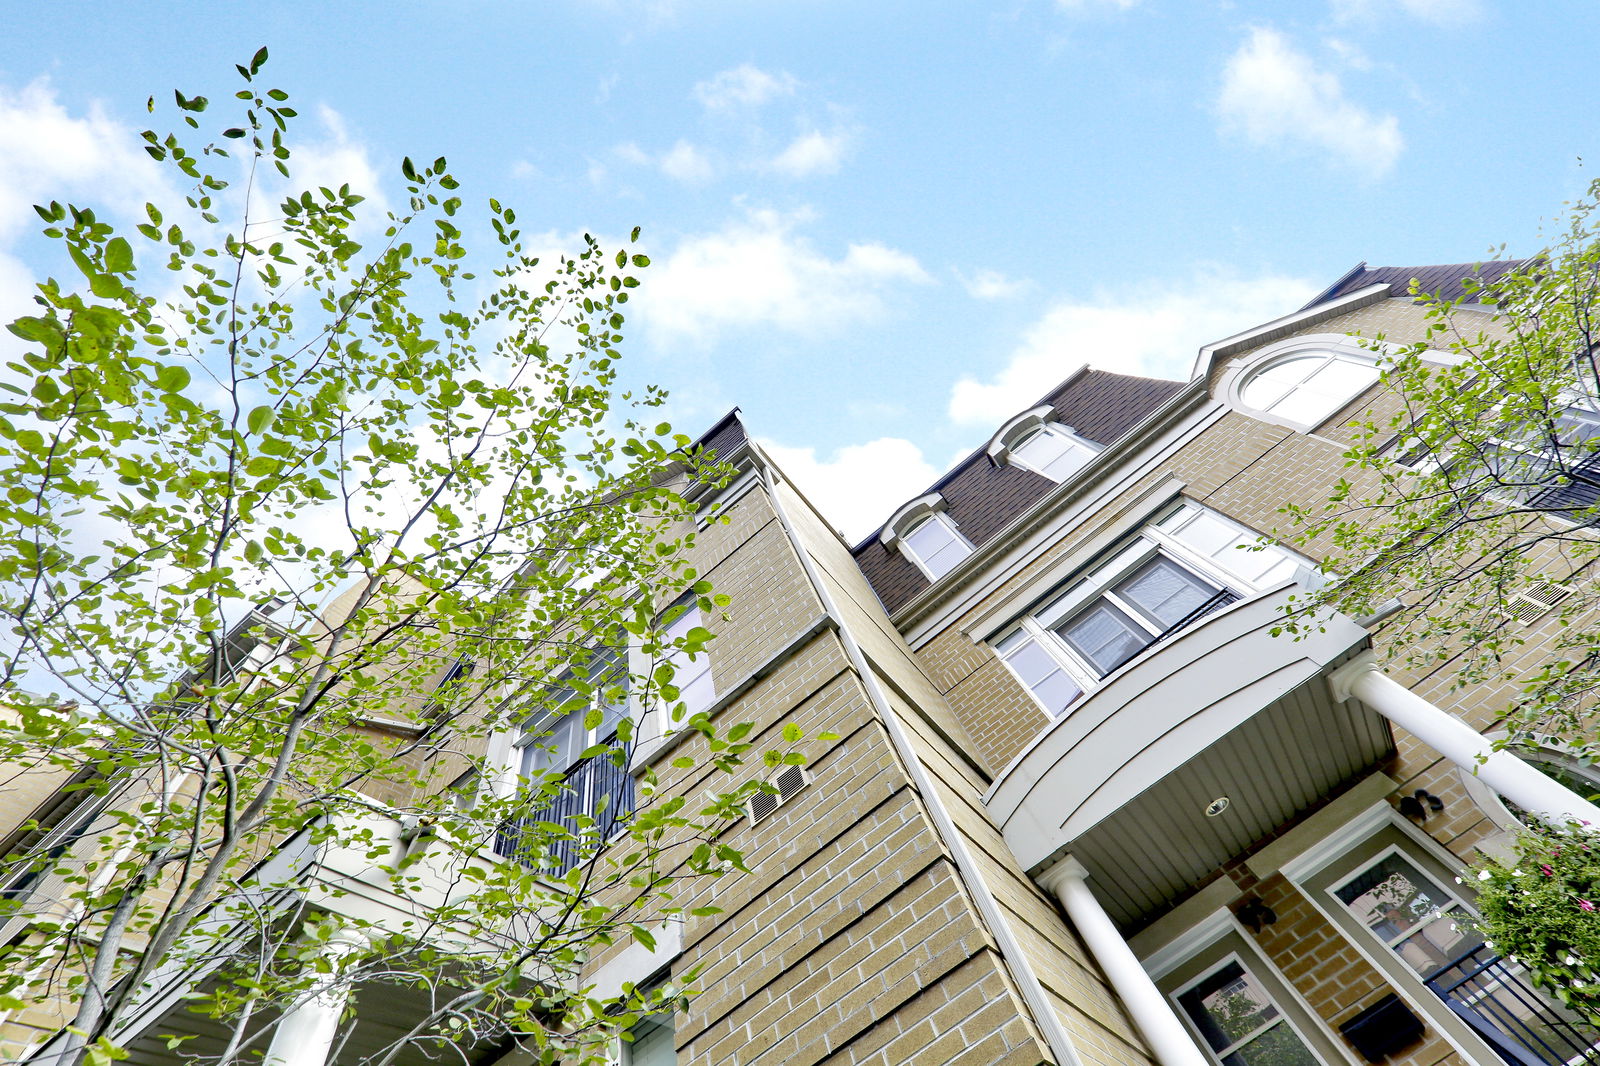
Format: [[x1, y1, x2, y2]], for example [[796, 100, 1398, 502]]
[[1338, 993, 1426, 1063]]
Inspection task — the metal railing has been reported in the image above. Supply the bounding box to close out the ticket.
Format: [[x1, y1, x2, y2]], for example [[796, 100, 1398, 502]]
[[1425, 944, 1600, 1066], [493, 753, 636, 877], [1151, 588, 1242, 646]]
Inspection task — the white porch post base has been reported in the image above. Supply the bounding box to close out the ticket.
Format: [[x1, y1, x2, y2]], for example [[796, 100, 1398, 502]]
[[262, 930, 365, 1066], [1037, 858, 1211, 1066], [1330, 653, 1600, 828]]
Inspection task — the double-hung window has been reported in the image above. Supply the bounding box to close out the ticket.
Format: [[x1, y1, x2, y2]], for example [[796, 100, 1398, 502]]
[[502, 646, 633, 875], [901, 513, 972, 580], [1175, 957, 1322, 1066], [995, 502, 1309, 717], [1008, 424, 1099, 483]]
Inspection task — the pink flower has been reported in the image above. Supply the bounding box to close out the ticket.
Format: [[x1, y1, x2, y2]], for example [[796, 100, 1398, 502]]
[[1579, 899, 1595, 912], [1542, 864, 1555, 877]]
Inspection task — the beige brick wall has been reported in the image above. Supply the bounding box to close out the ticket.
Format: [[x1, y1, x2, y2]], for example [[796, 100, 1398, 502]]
[[889, 296, 1562, 1066]]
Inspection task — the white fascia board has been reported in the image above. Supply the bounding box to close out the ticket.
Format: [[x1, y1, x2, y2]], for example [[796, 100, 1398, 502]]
[[1189, 283, 1391, 382]]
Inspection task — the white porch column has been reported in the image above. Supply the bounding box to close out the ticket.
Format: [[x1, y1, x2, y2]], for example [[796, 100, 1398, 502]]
[[1330, 652, 1600, 828], [1037, 858, 1211, 1066], [261, 929, 366, 1066]]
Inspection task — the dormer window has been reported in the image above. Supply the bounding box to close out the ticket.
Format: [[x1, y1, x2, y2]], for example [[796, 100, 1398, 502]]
[[986, 405, 1100, 482], [903, 514, 970, 579], [882, 494, 973, 581]]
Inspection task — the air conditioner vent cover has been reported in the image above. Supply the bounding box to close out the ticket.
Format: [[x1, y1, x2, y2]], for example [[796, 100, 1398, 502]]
[[747, 764, 812, 825], [1503, 580, 1574, 625]]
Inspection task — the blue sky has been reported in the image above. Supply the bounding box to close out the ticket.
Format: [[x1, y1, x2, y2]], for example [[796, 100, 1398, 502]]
[[2, 0, 1597, 539]]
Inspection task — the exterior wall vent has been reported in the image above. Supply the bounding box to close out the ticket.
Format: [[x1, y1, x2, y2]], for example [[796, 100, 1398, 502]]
[[1503, 580, 1573, 625], [747, 764, 811, 825]]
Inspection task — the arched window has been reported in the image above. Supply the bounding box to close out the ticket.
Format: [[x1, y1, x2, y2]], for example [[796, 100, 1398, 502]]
[[986, 405, 1101, 483], [881, 494, 974, 581], [1223, 336, 1385, 432]]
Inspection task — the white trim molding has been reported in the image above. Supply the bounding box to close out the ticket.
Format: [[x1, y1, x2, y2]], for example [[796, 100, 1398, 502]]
[[880, 492, 949, 549], [986, 405, 1056, 461]]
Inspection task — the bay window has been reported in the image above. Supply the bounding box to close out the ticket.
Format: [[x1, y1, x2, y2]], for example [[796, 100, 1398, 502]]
[[995, 502, 1308, 716]]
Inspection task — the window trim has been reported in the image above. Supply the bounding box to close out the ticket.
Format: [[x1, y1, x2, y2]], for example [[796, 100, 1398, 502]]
[[881, 495, 975, 581], [1170, 950, 1340, 1066], [986, 405, 1102, 482], [1219, 334, 1392, 434], [992, 501, 1310, 717], [1284, 812, 1512, 1066]]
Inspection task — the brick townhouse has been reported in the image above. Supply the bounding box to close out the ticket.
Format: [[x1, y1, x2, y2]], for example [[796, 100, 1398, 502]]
[[4, 259, 1600, 1066]]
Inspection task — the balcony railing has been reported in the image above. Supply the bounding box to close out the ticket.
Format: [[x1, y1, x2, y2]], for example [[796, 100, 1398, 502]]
[[493, 753, 635, 877], [1150, 588, 1241, 647], [1425, 943, 1600, 1066]]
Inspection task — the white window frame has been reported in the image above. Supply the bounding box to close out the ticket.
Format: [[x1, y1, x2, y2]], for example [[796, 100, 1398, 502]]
[[881, 494, 974, 581], [1327, 843, 1478, 976], [1281, 811, 1531, 1066], [1220, 335, 1387, 434], [658, 597, 716, 718], [994, 501, 1310, 717], [513, 644, 630, 780], [986, 405, 1102, 483], [1170, 951, 1334, 1066]]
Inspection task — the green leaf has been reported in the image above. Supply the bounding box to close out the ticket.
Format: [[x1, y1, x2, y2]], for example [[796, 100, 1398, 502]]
[[155, 365, 190, 392], [105, 237, 133, 273], [249, 46, 269, 74], [246, 405, 273, 435], [781, 723, 803, 743]]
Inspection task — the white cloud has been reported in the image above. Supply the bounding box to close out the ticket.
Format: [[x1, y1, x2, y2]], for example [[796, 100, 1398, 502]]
[[659, 140, 715, 183], [759, 436, 940, 542], [276, 105, 391, 223], [613, 140, 716, 183], [1216, 27, 1402, 176], [1331, 0, 1479, 24], [766, 130, 850, 179], [636, 207, 931, 345], [958, 269, 1031, 301], [693, 65, 797, 112], [0, 79, 175, 243], [614, 142, 651, 167], [948, 269, 1317, 426]]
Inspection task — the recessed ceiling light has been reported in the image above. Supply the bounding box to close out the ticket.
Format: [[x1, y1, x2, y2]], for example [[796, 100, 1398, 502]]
[[1204, 796, 1230, 817]]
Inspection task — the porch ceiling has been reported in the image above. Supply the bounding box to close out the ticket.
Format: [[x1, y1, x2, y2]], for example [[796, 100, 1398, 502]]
[[1072, 681, 1391, 930], [983, 584, 1395, 930]]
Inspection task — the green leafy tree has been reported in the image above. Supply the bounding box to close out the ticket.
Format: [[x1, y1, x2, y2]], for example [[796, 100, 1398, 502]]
[[1472, 825, 1600, 1023], [0, 51, 788, 1066], [1284, 180, 1600, 753], [1281, 185, 1600, 997]]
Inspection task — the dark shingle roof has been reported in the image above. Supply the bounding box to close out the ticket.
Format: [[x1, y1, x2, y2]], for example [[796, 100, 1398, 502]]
[[694, 409, 747, 462], [849, 370, 1185, 616], [1302, 259, 1527, 311]]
